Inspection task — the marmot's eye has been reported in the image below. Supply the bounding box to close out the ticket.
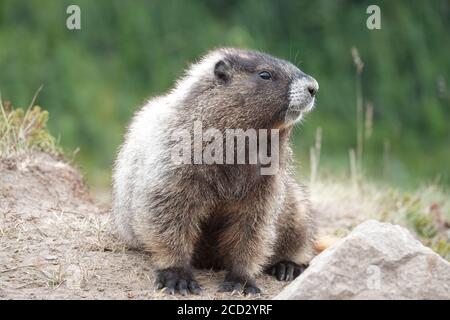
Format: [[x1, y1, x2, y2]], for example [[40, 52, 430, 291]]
[[259, 71, 272, 80]]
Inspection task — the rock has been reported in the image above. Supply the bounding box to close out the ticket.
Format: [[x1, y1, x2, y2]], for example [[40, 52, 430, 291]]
[[275, 220, 450, 299]]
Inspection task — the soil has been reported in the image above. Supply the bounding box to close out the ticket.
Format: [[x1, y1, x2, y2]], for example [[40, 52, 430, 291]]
[[0, 153, 293, 300]]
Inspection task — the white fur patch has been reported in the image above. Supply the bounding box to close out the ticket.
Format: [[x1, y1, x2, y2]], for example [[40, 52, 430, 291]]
[[288, 77, 318, 113]]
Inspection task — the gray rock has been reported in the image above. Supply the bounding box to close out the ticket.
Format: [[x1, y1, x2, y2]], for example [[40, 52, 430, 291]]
[[275, 220, 450, 299]]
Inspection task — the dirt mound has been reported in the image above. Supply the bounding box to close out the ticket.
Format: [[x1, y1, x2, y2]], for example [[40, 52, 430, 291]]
[[0, 153, 285, 299], [0, 153, 92, 212]]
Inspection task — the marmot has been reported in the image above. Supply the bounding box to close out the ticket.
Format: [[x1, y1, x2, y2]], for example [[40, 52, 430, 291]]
[[112, 48, 319, 295]]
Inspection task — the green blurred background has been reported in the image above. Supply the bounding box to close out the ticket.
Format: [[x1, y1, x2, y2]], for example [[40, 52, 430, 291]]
[[1, 0, 449, 190]]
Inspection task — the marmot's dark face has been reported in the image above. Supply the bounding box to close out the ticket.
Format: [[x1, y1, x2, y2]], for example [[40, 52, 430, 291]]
[[184, 48, 318, 130]]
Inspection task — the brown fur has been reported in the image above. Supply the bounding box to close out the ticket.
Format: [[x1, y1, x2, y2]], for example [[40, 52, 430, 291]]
[[112, 48, 318, 294]]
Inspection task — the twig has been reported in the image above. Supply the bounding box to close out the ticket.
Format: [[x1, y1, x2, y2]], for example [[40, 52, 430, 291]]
[[0, 264, 40, 274]]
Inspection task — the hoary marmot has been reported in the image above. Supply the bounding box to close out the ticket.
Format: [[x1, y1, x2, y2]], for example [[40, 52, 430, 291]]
[[112, 48, 319, 295]]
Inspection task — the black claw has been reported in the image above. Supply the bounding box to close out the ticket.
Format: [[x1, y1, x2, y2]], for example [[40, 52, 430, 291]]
[[166, 279, 177, 293], [188, 280, 202, 295], [233, 282, 243, 292], [155, 272, 165, 289], [276, 263, 286, 281], [244, 285, 261, 295], [154, 268, 201, 296], [166, 287, 175, 295], [218, 272, 261, 295], [178, 279, 188, 296], [285, 264, 294, 281], [271, 267, 276, 276], [179, 289, 187, 296], [155, 281, 164, 290], [293, 264, 307, 278], [218, 281, 235, 292], [266, 260, 308, 282]]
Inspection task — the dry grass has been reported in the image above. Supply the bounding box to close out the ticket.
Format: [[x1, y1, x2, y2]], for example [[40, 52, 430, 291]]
[[310, 177, 450, 260], [0, 88, 61, 158]]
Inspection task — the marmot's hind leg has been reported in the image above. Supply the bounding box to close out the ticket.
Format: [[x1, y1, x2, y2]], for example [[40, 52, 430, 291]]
[[265, 260, 307, 281], [266, 182, 316, 281]]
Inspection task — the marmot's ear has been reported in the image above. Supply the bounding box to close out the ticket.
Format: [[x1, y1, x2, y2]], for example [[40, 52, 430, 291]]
[[214, 60, 231, 84]]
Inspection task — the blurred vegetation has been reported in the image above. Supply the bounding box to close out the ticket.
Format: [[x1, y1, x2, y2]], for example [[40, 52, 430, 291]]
[[311, 178, 450, 260], [387, 186, 450, 260], [0, 0, 449, 188]]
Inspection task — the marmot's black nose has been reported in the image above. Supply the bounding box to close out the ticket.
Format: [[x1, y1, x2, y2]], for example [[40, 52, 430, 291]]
[[306, 77, 319, 98]]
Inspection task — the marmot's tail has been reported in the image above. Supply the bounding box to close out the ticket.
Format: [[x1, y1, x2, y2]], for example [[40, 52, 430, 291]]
[[314, 235, 340, 254]]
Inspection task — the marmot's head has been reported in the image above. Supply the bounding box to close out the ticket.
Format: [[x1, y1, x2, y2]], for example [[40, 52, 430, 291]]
[[173, 48, 319, 130]]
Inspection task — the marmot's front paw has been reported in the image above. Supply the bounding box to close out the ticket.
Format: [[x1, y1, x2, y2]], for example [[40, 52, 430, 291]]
[[218, 272, 261, 295], [155, 267, 202, 295], [265, 260, 307, 281]]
